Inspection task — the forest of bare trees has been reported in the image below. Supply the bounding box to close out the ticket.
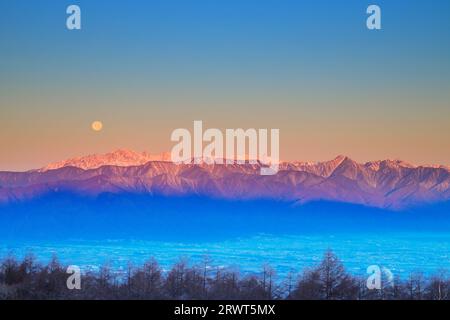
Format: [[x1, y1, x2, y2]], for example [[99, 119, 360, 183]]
[[0, 250, 449, 300]]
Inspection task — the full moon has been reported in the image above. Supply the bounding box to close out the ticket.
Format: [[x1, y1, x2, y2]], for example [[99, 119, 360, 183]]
[[91, 121, 103, 132]]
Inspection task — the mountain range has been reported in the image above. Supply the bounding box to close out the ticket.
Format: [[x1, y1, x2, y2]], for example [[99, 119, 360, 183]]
[[0, 149, 449, 210]]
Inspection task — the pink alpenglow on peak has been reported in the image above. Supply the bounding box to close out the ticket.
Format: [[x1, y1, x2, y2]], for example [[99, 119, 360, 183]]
[[39, 149, 171, 172], [1, 150, 449, 210]]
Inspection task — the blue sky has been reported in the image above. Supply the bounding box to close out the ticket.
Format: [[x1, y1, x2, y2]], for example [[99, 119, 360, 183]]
[[1, 0, 449, 170]]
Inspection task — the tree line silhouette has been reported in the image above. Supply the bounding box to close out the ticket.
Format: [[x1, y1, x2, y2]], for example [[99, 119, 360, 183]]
[[1, 250, 448, 300]]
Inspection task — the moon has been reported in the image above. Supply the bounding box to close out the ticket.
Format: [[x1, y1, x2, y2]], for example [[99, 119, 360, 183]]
[[91, 121, 103, 132]]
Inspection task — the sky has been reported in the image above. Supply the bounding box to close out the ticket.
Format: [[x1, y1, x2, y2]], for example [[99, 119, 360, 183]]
[[1, 0, 449, 171]]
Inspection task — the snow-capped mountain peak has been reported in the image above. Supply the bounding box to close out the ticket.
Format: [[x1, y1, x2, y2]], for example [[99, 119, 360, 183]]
[[40, 149, 171, 171]]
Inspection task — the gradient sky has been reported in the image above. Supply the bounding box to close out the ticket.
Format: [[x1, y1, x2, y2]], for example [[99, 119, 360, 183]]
[[1, 0, 449, 171]]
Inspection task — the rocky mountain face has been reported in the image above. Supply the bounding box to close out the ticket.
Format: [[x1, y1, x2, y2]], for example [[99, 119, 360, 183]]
[[39, 149, 172, 171], [0, 150, 449, 210]]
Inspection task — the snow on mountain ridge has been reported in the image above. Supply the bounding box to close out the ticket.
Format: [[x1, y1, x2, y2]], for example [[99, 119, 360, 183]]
[[1, 150, 449, 210], [38, 149, 448, 177], [40, 149, 171, 172]]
